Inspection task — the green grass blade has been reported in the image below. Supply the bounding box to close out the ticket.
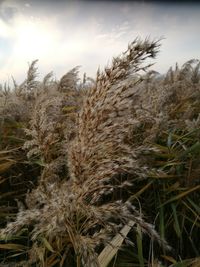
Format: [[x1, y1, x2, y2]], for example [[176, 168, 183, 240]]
[[136, 226, 144, 267], [171, 203, 181, 238], [161, 185, 200, 206]]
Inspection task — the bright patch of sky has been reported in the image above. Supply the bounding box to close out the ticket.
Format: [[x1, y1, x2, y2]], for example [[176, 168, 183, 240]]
[[0, 0, 200, 83]]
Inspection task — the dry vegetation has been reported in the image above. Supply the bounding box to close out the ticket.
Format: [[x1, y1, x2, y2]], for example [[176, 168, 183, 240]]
[[0, 38, 199, 267]]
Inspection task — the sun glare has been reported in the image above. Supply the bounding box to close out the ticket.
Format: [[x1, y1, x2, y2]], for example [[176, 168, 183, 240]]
[[13, 17, 55, 59]]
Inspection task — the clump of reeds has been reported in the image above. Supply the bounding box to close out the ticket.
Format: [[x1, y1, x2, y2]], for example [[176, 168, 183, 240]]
[[0, 38, 168, 267], [0, 38, 199, 267]]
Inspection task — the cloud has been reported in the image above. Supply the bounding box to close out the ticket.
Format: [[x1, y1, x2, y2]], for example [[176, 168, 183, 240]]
[[0, 0, 200, 83], [0, 1, 133, 82]]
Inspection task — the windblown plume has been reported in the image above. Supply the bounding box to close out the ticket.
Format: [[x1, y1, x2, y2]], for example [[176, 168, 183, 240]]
[[68, 38, 161, 187]]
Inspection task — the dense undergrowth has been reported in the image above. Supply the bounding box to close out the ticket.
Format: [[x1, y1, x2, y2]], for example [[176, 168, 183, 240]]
[[0, 38, 199, 267]]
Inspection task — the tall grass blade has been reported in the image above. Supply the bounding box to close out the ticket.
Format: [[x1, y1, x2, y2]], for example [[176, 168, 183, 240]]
[[98, 221, 135, 267]]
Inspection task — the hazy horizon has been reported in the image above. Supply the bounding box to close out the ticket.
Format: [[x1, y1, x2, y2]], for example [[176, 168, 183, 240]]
[[0, 0, 200, 83]]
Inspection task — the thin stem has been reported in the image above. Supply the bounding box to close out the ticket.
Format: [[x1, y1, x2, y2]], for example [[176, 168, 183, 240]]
[[76, 254, 81, 267]]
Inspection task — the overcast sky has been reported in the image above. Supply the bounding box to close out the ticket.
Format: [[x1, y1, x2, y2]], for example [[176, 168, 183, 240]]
[[0, 0, 200, 83]]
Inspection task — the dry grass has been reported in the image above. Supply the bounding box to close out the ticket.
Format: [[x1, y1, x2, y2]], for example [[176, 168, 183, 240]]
[[0, 38, 199, 267]]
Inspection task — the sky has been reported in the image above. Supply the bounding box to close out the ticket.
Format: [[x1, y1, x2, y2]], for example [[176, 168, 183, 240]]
[[0, 0, 200, 83]]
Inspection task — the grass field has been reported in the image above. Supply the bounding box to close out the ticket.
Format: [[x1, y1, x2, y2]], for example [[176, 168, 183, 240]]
[[0, 38, 199, 267]]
